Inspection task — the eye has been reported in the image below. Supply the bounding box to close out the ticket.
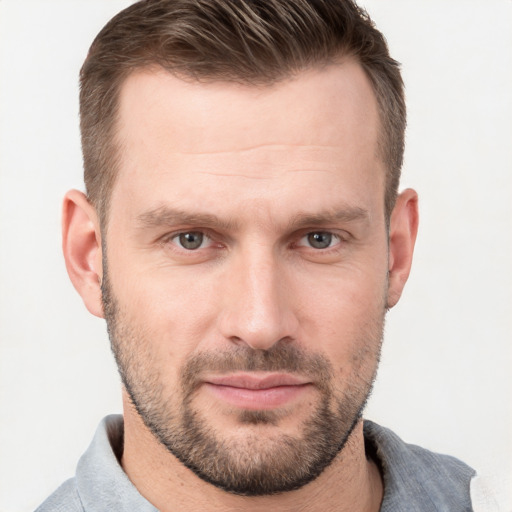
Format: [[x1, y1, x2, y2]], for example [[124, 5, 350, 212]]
[[172, 231, 210, 250], [299, 231, 340, 250]]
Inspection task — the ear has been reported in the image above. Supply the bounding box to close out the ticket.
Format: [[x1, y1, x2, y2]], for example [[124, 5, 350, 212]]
[[62, 189, 104, 318], [387, 188, 419, 308]]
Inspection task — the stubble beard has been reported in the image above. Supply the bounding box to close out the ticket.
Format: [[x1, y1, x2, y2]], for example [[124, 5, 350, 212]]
[[102, 268, 385, 496]]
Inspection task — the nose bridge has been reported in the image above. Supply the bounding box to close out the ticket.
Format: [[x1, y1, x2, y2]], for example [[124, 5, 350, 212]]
[[219, 241, 296, 350]]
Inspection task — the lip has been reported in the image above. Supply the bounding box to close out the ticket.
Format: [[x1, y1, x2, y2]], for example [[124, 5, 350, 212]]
[[205, 372, 310, 389], [202, 372, 312, 410]]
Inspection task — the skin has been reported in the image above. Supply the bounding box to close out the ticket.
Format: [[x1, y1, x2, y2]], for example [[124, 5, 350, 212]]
[[62, 59, 418, 511]]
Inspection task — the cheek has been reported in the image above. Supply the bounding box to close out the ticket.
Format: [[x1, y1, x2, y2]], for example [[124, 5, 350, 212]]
[[108, 257, 222, 358], [292, 262, 387, 362]]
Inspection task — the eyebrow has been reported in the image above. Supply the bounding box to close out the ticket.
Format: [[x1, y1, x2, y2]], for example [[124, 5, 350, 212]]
[[136, 206, 239, 231], [286, 207, 370, 230], [136, 204, 370, 231]]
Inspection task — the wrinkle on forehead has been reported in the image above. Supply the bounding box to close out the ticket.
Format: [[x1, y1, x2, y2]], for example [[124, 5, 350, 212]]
[[172, 143, 342, 156], [194, 170, 333, 180], [152, 144, 356, 181]]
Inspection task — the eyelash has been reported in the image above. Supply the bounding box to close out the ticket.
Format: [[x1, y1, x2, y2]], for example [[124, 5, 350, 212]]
[[295, 232, 342, 250], [161, 229, 347, 254], [160, 230, 217, 251]]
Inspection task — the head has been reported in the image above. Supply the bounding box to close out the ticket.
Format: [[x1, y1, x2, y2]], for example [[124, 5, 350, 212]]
[[64, 0, 418, 498]]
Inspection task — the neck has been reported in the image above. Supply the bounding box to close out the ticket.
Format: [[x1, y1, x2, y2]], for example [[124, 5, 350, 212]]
[[121, 394, 383, 512]]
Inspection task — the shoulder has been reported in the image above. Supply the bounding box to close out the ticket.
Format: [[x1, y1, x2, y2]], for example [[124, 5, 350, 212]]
[[34, 415, 157, 512], [35, 478, 83, 512], [364, 420, 475, 512]]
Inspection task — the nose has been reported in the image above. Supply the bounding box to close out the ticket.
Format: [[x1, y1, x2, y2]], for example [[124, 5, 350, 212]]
[[218, 244, 299, 350]]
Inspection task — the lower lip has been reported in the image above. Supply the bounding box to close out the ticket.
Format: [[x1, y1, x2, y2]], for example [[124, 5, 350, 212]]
[[203, 383, 311, 410]]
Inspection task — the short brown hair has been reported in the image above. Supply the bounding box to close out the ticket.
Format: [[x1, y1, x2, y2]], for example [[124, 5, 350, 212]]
[[80, 0, 405, 225]]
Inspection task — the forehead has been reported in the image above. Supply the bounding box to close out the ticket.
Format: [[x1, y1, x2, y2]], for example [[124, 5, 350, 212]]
[[111, 61, 383, 224], [116, 60, 379, 156]]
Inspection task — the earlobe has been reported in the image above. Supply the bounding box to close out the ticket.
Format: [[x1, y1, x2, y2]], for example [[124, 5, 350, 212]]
[[387, 188, 419, 308], [62, 190, 104, 318]]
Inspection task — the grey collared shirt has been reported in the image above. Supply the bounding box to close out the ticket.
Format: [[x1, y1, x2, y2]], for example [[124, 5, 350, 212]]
[[36, 415, 475, 511]]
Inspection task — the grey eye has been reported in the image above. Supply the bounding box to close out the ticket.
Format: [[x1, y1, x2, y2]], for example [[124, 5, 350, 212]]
[[307, 232, 333, 249], [178, 232, 204, 250]]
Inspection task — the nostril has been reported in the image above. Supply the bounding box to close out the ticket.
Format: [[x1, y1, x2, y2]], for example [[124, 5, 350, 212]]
[[228, 336, 245, 347]]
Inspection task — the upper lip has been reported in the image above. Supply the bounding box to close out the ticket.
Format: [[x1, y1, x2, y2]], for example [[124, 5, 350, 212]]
[[204, 372, 311, 390]]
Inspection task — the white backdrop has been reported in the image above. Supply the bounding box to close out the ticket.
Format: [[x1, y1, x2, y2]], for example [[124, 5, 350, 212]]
[[0, 1, 511, 511]]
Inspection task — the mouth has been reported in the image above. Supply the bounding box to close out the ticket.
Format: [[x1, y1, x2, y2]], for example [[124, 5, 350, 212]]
[[202, 372, 313, 410]]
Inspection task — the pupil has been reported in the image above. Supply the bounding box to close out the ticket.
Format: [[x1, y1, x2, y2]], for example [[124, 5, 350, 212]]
[[179, 232, 203, 250], [308, 232, 331, 249]]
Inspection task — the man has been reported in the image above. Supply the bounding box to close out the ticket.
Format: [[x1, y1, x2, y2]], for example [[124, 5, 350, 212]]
[[37, 0, 477, 510]]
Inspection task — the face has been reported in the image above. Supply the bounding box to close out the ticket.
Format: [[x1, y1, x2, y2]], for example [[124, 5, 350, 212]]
[[103, 61, 389, 495]]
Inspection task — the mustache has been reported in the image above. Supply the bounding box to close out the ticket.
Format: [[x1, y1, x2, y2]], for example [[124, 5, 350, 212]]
[[180, 342, 333, 394]]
